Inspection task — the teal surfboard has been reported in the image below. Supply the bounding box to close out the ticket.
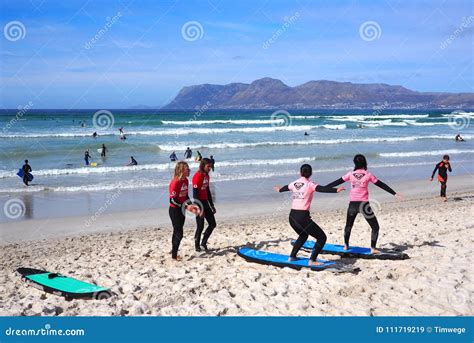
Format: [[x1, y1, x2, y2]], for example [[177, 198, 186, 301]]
[[17, 268, 112, 300], [237, 247, 358, 272]]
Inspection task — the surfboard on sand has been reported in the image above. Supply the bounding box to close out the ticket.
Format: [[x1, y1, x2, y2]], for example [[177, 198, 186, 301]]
[[237, 247, 358, 272], [16, 169, 34, 182], [17, 267, 113, 300], [292, 240, 409, 260]]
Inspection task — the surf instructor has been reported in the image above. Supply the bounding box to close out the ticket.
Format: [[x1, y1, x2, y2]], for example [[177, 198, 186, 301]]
[[193, 158, 217, 252]]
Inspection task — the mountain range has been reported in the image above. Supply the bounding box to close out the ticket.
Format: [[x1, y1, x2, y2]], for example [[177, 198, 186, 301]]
[[162, 78, 474, 109]]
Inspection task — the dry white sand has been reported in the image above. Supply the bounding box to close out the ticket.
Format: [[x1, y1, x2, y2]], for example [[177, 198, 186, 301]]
[[1, 187, 472, 316]]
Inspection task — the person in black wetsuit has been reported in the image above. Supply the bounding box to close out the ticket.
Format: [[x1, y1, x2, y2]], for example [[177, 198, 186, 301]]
[[192, 158, 216, 252], [324, 154, 401, 254], [84, 151, 91, 166], [184, 147, 192, 159], [431, 154, 452, 202], [101, 144, 107, 157], [455, 134, 465, 142], [127, 156, 138, 166], [274, 164, 345, 266], [21, 160, 32, 186], [170, 151, 178, 162], [210, 155, 215, 172]]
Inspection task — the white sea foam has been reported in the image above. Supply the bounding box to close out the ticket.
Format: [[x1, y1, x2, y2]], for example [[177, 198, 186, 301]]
[[379, 149, 474, 158]]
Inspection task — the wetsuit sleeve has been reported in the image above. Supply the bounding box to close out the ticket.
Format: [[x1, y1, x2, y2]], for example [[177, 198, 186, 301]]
[[431, 163, 440, 178], [447, 163, 452, 172], [170, 197, 183, 207], [192, 173, 201, 200], [169, 179, 183, 206], [315, 185, 338, 193], [374, 180, 396, 195], [279, 185, 290, 192], [324, 177, 345, 188], [207, 188, 215, 209]]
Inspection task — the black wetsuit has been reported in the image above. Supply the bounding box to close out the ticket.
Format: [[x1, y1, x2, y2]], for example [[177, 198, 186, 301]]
[[279, 184, 338, 261], [193, 185, 216, 250], [184, 149, 192, 159], [432, 161, 452, 197], [325, 177, 396, 248], [210, 158, 215, 171], [21, 163, 32, 186], [170, 152, 177, 161], [169, 194, 190, 259]]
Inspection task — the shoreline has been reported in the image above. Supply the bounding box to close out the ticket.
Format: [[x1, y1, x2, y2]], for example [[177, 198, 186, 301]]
[[1, 174, 473, 244]]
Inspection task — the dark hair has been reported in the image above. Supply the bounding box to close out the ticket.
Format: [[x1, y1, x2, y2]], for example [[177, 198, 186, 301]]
[[443, 155, 450, 160], [25, 160, 28, 163], [353, 154, 367, 170], [300, 164, 312, 178], [199, 158, 212, 173]]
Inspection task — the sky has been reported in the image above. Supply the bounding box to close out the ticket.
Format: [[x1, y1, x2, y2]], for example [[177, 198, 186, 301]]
[[0, 0, 473, 109]]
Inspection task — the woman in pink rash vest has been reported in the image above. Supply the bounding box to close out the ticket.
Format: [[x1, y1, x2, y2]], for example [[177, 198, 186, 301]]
[[274, 164, 345, 266], [324, 154, 401, 254]]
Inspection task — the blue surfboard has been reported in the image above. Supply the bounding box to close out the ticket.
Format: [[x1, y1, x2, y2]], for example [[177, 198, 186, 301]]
[[292, 240, 409, 260], [17, 168, 34, 182], [237, 247, 357, 272]]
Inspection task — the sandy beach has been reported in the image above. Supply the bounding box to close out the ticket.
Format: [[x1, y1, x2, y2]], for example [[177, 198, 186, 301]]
[[1, 176, 473, 316]]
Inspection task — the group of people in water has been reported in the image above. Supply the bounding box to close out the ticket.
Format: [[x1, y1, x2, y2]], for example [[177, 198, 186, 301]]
[[167, 153, 453, 263]]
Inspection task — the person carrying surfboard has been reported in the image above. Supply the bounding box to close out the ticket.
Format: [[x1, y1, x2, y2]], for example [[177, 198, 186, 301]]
[[324, 154, 401, 254], [169, 161, 201, 261], [274, 164, 345, 266], [192, 158, 216, 252], [430, 154, 452, 202], [21, 160, 32, 186]]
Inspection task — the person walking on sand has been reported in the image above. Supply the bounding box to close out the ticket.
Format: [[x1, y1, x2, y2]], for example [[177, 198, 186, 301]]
[[324, 154, 401, 254], [274, 164, 344, 266], [169, 161, 201, 261], [192, 158, 216, 252], [21, 160, 32, 186], [100, 144, 107, 157], [430, 154, 452, 202], [84, 150, 91, 166]]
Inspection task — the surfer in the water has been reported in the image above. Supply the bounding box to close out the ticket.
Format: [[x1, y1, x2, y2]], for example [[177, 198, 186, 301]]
[[455, 134, 465, 142], [169, 161, 201, 261], [274, 164, 344, 266], [430, 154, 452, 202], [21, 160, 32, 186], [92, 132, 98, 138], [324, 154, 401, 254], [210, 155, 215, 172], [84, 151, 91, 166], [101, 144, 107, 157], [184, 147, 192, 159], [192, 158, 216, 252], [195, 151, 202, 162], [127, 156, 138, 166], [170, 151, 178, 162]]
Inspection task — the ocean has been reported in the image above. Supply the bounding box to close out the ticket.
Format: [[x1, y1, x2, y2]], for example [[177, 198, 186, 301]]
[[1, 108, 473, 222]]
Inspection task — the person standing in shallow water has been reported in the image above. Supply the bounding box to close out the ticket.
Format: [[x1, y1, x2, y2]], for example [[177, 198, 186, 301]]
[[168, 161, 201, 261], [431, 154, 452, 202], [21, 160, 32, 186]]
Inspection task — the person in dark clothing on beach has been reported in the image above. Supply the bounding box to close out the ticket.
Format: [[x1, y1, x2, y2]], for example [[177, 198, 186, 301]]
[[431, 155, 452, 202], [101, 144, 107, 157], [210, 155, 215, 172], [21, 160, 32, 186], [84, 151, 91, 166]]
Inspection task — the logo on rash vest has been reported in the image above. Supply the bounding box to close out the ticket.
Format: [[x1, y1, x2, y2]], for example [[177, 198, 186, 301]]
[[294, 182, 304, 190], [180, 184, 187, 191], [353, 173, 365, 180]]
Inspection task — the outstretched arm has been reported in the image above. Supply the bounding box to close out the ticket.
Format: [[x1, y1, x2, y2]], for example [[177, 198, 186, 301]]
[[374, 180, 396, 195], [431, 163, 439, 179], [447, 163, 452, 172], [277, 185, 290, 192], [324, 177, 345, 188], [315, 185, 339, 193]]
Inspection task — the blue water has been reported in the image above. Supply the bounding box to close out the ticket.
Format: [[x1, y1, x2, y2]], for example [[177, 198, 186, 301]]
[[1, 108, 473, 221]]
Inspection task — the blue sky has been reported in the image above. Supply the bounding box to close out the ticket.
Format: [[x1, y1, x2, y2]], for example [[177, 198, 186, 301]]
[[0, 0, 473, 108]]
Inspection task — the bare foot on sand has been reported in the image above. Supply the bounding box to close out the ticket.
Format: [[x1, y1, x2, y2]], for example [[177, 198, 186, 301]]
[[371, 248, 380, 254], [308, 260, 325, 266], [172, 256, 183, 261], [344, 245, 350, 251], [288, 256, 297, 262]]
